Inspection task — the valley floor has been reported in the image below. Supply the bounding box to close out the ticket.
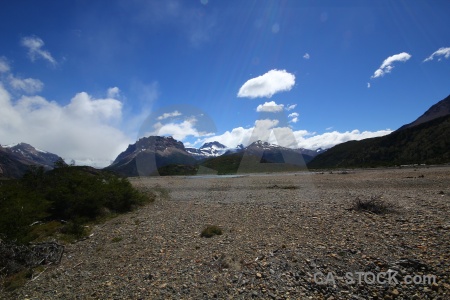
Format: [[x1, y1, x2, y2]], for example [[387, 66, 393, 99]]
[[5, 166, 450, 299]]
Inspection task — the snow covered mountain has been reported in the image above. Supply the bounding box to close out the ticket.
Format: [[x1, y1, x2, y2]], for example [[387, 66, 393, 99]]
[[238, 140, 314, 163], [186, 141, 228, 160], [0, 143, 62, 178], [2, 143, 61, 168], [185, 140, 325, 161]]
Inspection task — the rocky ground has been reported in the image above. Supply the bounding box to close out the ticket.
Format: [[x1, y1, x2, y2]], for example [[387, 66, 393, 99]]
[[3, 166, 450, 299]]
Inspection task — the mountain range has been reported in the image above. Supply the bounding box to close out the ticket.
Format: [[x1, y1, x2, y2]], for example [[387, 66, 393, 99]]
[[106, 136, 327, 176], [0, 143, 62, 178], [1, 94, 449, 177]]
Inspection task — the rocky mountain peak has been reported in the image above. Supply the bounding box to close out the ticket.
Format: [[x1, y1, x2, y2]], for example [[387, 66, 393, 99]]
[[200, 141, 227, 150], [0, 142, 62, 178]]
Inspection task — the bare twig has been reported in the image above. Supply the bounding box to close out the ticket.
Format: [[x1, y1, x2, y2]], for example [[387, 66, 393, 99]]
[[31, 267, 49, 282]]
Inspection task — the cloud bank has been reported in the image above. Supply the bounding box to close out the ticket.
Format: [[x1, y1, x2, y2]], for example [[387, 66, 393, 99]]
[[371, 52, 411, 79], [21, 36, 57, 65], [238, 69, 295, 98], [0, 84, 131, 167], [424, 47, 450, 62], [201, 121, 392, 151]]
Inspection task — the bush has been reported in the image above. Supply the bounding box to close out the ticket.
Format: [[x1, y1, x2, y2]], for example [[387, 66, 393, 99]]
[[200, 225, 223, 238], [349, 195, 393, 214], [0, 181, 50, 243], [0, 165, 150, 243]]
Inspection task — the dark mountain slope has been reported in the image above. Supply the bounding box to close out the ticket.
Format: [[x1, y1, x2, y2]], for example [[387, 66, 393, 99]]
[[398, 94, 450, 130], [308, 114, 450, 168], [0, 147, 30, 178], [0, 143, 62, 178], [106, 136, 197, 176]]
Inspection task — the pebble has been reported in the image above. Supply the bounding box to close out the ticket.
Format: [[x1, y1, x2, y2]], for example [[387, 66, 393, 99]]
[[7, 169, 450, 299]]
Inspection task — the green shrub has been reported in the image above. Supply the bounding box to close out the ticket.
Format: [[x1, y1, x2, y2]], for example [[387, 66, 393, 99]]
[[200, 225, 223, 238], [0, 181, 50, 243], [0, 165, 150, 244], [111, 237, 123, 243]]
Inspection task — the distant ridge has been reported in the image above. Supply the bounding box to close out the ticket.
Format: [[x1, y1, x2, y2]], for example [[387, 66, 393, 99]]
[[201, 140, 312, 174], [398, 94, 450, 131], [0, 143, 62, 178], [308, 94, 450, 169]]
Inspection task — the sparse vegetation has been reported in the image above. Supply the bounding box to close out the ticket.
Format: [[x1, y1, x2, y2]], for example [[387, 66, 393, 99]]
[[0, 165, 150, 243], [348, 195, 394, 215], [0, 164, 154, 284], [267, 184, 298, 190], [111, 237, 123, 243], [200, 225, 223, 238]]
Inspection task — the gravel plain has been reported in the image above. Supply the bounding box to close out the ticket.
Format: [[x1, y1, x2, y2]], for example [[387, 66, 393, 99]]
[[5, 166, 450, 299]]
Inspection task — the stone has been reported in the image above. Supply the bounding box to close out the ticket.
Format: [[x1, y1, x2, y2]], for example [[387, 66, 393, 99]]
[[431, 282, 439, 291]]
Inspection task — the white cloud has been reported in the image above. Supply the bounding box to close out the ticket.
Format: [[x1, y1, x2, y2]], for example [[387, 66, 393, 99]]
[[423, 47, 450, 62], [148, 116, 213, 141], [0, 57, 10, 73], [256, 101, 284, 112], [295, 129, 392, 150], [21, 36, 57, 65], [286, 104, 297, 111], [202, 122, 392, 151], [65, 92, 123, 122], [156, 110, 182, 120], [303, 53, 310, 60], [288, 112, 299, 123], [250, 119, 280, 143], [202, 127, 252, 148], [107, 87, 120, 98], [371, 52, 411, 79], [238, 69, 295, 98], [0, 84, 131, 168], [8, 75, 44, 94], [367, 82, 371, 88]]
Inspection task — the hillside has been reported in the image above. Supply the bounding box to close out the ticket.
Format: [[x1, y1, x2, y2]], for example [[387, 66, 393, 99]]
[[308, 114, 450, 168], [105, 136, 197, 177], [0, 143, 62, 178], [398, 94, 450, 130], [0, 147, 31, 178]]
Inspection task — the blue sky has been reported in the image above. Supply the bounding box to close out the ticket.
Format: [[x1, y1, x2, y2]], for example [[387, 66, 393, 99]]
[[0, 0, 449, 166]]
